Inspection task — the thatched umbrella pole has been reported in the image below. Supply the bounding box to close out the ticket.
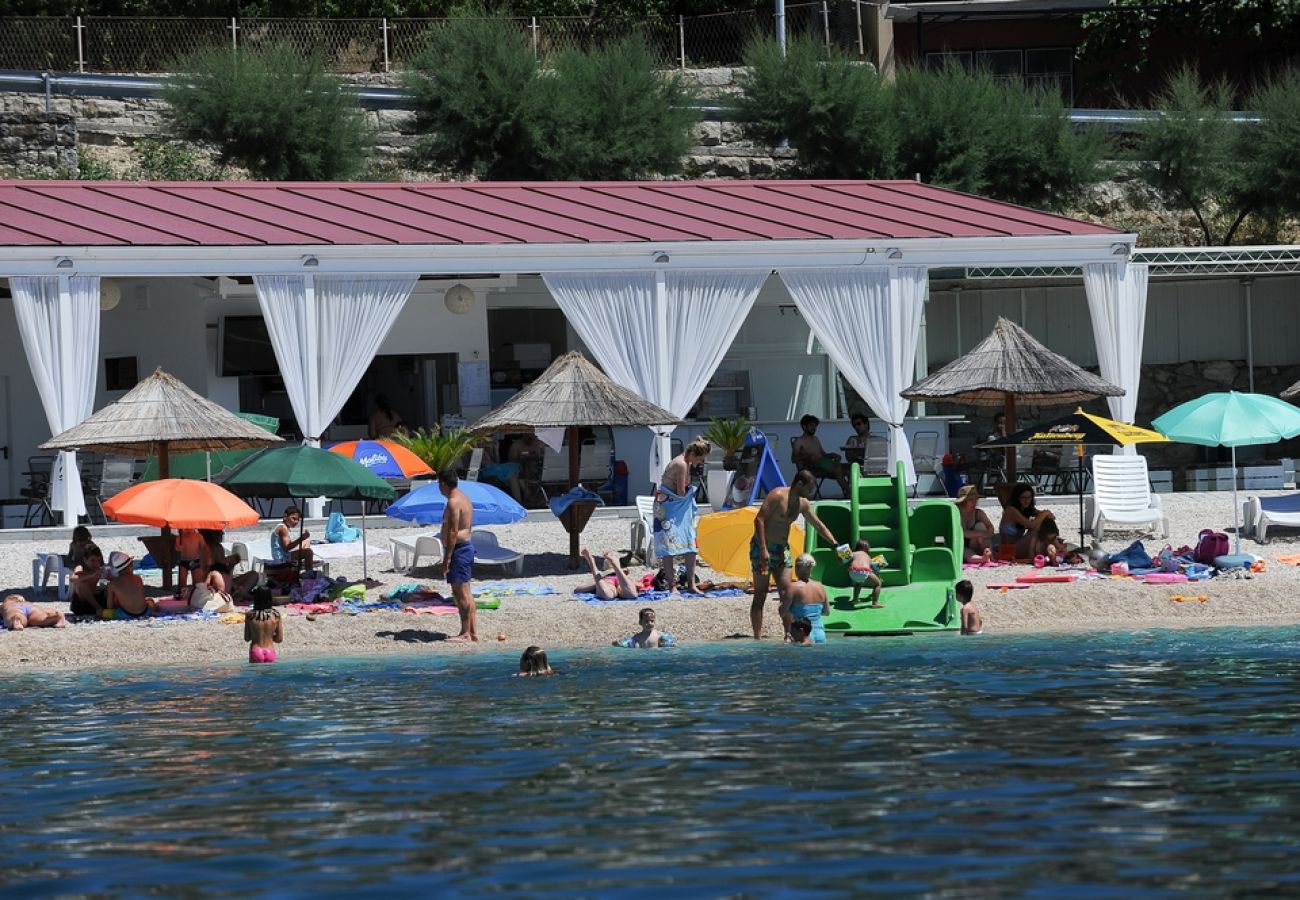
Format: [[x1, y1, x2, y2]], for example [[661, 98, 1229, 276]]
[[568, 425, 582, 568], [1004, 395, 1017, 485], [157, 439, 175, 591]]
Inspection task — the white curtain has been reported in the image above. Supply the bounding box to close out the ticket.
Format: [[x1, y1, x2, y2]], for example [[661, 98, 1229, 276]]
[[781, 266, 928, 485], [11, 275, 100, 522], [254, 274, 417, 443], [1085, 262, 1149, 449], [544, 270, 768, 486]]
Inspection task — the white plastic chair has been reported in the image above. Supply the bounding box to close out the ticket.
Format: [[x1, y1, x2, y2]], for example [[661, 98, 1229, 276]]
[[1085, 455, 1168, 541], [465, 447, 484, 482], [630, 495, 659, 567], [864, 436, 890, 475], [471, 530, 525, 575], [32, 552, 73, 600], [389, 534, 443, 574]]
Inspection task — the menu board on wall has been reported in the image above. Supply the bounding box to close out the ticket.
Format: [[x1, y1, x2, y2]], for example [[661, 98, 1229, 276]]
[[458, 360, 491, 407]]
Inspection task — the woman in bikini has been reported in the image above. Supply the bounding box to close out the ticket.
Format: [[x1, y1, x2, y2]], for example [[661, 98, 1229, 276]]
[[999, 483, 1055, 560], [577, 548, 644, 600], [955, 484, 995, 563], [2, 594, 67, 629]]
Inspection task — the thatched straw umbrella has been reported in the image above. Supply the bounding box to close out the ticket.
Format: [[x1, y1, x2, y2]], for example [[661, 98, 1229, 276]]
[[470, 352, 680, 567], [42, 368, 283, 588], [901, 317, 1123, 484], [1281, 381, 1300, 400]]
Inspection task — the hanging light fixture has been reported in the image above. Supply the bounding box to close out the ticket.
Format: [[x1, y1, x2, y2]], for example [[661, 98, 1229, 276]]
[[99, 278, 122, 311], [444, 283, 476, 315]]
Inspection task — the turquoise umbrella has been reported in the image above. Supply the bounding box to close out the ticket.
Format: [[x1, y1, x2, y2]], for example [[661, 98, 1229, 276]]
[[1153, 392, 1300, 553]]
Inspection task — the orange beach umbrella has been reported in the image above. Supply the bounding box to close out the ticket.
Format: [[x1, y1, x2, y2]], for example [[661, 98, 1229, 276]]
[[103, 478, 261, 530]]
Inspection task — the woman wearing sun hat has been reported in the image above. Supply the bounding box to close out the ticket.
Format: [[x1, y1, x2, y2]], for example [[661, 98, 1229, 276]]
[[955, 485, 995, 563]]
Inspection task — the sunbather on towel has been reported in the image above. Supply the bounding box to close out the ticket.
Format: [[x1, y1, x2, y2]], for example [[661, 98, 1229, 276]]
[[2, 594, 67, 629], [577, 548, 641, 600]]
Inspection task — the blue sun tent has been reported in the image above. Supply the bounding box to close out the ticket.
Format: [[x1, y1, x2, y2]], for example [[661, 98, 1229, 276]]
[[721, 430, 787, 509]]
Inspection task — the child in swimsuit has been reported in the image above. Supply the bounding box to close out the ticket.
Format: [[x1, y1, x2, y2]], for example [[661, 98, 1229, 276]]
[[65, 525, 93, 569], [2, 594, 67, 629], [847, 539, 884, 608], [788, 617, 814, 645], [613, 607, 676, 648], [958, 580, 983, 635], [517, 646, 555, 676], [175, 528, 206, 600], [245, 588, 284, 663]]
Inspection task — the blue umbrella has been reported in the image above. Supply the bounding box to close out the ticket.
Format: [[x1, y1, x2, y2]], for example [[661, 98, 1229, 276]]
[[386, 480, 528, 526]]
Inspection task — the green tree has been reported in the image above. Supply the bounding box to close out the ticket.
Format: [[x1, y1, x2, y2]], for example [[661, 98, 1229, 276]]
[[894, 63, 1103, 210], [405, 12, 697, 180], [732, 41, 1103, 210], [161, 44, 373, 180], [731, 36, 893, 179], [403, 13, 540, 179], [530, 37, 696, 180], [1248, 68, 1300, 227], [1133, 69, 1254, 245]]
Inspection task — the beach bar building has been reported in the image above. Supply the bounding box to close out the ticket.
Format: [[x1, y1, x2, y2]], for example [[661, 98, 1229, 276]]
[[0, 178, 1149, 524]]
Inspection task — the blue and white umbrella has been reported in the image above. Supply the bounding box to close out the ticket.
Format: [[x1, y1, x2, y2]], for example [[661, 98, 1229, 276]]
[[386, 480, 528, 526]]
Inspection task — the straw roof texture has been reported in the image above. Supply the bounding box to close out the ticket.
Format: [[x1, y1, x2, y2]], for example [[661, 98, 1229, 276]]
[[1282, 381, 1300, 400], [902, 317, 1124, 407], [470, 352, 680, 434], [41, 368, 285, 456]]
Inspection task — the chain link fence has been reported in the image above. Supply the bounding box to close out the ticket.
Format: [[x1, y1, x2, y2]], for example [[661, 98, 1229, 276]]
[[0, 5, 870, 74]]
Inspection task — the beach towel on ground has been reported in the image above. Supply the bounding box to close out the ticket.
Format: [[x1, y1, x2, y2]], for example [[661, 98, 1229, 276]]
[[579, 587, 745, 605], [472, 581, 555, 596], [653, 483, 699, 559]]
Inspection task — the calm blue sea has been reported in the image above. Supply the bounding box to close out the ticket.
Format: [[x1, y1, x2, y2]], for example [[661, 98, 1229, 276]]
[[4, 627, 1300, 896]]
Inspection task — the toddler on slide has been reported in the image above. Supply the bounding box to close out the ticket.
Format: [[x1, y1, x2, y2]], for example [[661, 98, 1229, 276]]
[[847, 539, 884, 608]]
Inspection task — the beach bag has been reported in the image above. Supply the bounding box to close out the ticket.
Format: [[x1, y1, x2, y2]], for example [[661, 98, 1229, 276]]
[[326, 512, 361, 543], [1195, 530, 1229, 565]]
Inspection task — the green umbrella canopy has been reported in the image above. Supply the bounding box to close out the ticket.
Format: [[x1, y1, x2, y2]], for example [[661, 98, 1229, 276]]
[[141, 413, 279, 482], [221, 445, 395, 501], [1152, 392, 1300, 447]]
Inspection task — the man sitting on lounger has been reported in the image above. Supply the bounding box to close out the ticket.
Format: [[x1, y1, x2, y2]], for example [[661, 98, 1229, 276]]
[[791, 414, 850, 497]]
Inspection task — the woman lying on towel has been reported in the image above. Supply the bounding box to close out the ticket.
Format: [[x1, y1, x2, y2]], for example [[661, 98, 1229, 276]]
[[577, 548, 653, 600]]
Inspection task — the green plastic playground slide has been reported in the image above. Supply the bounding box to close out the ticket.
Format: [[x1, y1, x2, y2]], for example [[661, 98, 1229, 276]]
[[807, 461, 962, 635]]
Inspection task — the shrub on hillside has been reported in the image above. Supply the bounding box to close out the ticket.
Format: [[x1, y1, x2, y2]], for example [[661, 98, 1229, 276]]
[[531, 37, 697, 179], [1247, 68, 1300, 228], [404, 13, 698, 180], [732, 41, 1104, 211], [161, 44, 373, 181], [731, 37, 892, 179]]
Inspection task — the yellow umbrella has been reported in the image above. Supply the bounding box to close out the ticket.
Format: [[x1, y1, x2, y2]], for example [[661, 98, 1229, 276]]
[[697, 506, 805, 580]]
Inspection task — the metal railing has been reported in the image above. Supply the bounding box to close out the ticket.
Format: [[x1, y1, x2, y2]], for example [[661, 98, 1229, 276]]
[[0, 6, 869, 74]]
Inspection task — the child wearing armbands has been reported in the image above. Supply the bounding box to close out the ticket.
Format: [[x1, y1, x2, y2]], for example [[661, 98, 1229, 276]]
[[847, 539, 884, 608]]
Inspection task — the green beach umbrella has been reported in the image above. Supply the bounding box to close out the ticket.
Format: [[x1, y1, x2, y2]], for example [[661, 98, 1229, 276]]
[[141, 413, 280, 482], [222, 445, 396, 579], [1153, 392, 1300, 553]]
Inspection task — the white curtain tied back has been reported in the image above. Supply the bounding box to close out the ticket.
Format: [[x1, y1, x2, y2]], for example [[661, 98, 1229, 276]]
[[11, 275, 100, 522], [780, 266, 928, 485], [543, 270, 769, 487], [1084, 262, 1148, 454], [254, 274, 417, 444]]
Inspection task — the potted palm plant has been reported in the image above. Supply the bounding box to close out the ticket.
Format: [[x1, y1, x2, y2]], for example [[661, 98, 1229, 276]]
[[702, 416, 751, 512], [393, 427, 480, 479], [702, 416, 750, 470]]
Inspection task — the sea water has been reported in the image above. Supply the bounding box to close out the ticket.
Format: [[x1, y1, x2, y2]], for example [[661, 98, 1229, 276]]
[[4, 627, 1300, 896]]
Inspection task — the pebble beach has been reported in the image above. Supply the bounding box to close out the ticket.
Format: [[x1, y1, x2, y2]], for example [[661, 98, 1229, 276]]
[[5, 491, 1300, 672]]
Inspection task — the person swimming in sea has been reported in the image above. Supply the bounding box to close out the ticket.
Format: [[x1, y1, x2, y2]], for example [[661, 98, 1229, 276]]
[[517, 646, 555, 676], [613, 608, 676, 648], [958, 580, 982, 635], [245, 588, 284, 663]]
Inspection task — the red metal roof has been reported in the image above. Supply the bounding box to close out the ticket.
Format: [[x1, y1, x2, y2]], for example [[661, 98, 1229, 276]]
[[0, 180, 1119, 247]]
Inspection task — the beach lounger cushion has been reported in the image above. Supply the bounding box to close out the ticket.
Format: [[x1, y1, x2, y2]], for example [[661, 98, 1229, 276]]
[[1245, 493, 1300, 542]]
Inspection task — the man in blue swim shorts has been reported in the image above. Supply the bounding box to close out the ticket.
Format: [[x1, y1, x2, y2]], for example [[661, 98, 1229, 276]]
[[438, 469, 478, 642]]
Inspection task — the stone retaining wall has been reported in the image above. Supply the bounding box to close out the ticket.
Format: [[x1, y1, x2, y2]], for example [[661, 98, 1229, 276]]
[[0, 111, 77, 177], [0, 67, 789, 178]]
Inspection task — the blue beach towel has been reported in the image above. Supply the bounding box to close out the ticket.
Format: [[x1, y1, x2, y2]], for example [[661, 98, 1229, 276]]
[[326, 512, 361, 543], [548, 486, 604, 519], [578, 587, 745, 605], [652, 482, 699, 559]]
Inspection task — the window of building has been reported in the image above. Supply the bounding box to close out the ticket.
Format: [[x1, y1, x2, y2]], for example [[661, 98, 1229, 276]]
[[104, 356, 138, 391]]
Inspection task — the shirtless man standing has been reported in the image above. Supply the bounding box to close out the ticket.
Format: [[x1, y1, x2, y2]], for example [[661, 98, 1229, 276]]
[[105, 551, 153, 618], [439, 469, 478, 642], [750, 470, 840, 640]]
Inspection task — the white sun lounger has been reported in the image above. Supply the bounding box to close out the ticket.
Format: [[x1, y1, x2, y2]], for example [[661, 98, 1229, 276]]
[[1244, 494, 1300, 543]]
